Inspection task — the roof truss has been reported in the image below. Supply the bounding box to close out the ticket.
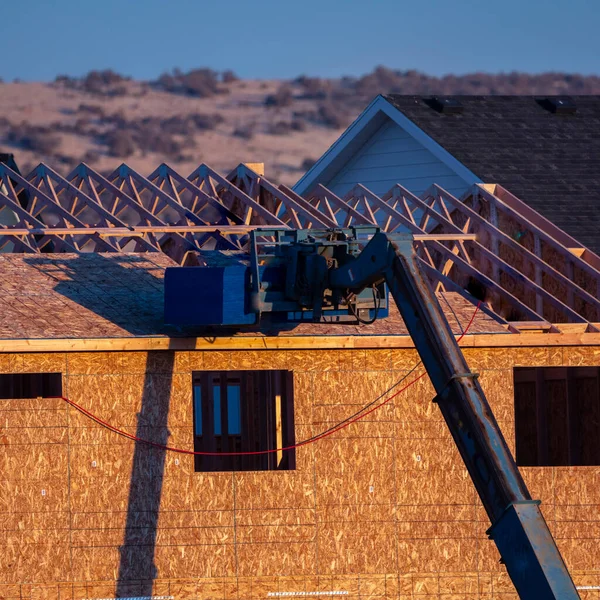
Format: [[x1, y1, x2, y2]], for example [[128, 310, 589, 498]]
[[1, 160, 599, 333]]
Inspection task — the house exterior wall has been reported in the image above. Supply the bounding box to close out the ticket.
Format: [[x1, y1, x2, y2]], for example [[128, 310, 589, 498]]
[[326, 119, 469, 199], [0, 345, 598, 600]]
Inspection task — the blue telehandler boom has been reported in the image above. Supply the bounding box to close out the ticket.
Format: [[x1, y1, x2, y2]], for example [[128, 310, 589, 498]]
[[165, 227, 580, 599]]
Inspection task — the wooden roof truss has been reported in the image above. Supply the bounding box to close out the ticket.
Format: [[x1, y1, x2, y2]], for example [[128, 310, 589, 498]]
[[1, 160, 599, 332]]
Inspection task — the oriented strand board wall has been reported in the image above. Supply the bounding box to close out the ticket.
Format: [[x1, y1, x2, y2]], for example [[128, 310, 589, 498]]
[[0, 346, 598, 600]]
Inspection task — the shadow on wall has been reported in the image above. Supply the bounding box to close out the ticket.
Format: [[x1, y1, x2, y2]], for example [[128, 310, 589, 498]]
[[116, 350, 174, 593]]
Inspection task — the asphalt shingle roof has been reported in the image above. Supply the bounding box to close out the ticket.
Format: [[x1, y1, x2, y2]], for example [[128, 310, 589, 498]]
[[383, 95, 600, 254]]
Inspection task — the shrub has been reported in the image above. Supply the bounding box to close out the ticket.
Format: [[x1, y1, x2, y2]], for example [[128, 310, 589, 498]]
[[295, 75, 332, 99], [55, 70, 131, 96], [222, 70, 239, 84], [264, 85, 294, 107], [106, 130, 136, 157], [290, 119, 307, 132], [77, 104, 104, 116], [317, 102, 348, 128], [6, 124, 60, 155], [267, 121, 293, 136], [154, 68, 223, 97], [232, 125, 254, 140], [301, 157, 317, 171]]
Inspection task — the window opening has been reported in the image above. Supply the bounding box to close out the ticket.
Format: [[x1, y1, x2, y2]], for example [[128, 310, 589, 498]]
[[192, 370, 295, 472]]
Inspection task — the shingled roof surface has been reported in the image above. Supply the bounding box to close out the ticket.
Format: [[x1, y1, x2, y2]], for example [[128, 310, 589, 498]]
[[0, 253, 503, 339], [383, 95, 600, 254]]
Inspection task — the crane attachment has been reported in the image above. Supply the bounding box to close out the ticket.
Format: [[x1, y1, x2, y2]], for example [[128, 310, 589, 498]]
[[165, 227, 579, 599]]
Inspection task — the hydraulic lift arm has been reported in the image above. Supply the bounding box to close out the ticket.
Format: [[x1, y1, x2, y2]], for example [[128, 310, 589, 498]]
[[328, 232, 579, 600], [165, 226, 580, 598]]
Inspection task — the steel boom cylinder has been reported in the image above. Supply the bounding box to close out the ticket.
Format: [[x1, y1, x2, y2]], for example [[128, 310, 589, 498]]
[[330, 232, 579, 599]]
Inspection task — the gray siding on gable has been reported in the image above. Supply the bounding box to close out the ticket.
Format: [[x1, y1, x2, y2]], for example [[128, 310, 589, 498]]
[[326, 118, 470, 198]]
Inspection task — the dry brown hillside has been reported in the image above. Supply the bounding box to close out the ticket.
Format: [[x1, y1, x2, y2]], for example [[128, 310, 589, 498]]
[[2, 67, 600, 186]]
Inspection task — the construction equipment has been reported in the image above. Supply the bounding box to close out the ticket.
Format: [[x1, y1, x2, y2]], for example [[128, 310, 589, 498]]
[[165, 227, 579, 599]]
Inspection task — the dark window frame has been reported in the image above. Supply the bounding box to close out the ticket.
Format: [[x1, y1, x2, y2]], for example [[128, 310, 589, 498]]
[[192, 369, 295, 472], [514, 366, 600, 466], [0, 373, 62, 399]]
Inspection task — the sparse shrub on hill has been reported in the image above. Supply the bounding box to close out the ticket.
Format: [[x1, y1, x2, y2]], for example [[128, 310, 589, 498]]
[[267, 121, 293, 136], [317, 102, 349, 129], [105, 130, 136, 157], [189, 113, 224, 130], [265, 85, 294, 107], [6, 124, 61, 155], [290, 119, 306, 132], [54, 70, 131, 97], [222, 70, 239, 84], [154, 68, 225, 97], [82, 151, 100, 164], [77, 104, 104, 116], [301, 157, 317, 171], [233, 125, 254, 139], [295, 75, 332, 100]]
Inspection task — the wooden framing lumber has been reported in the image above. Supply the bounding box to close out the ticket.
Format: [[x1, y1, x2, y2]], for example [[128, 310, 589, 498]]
[[0, 331, 599, 353], [0, 227, 476, 240], [429, 185, 600, 319], [1, 158, 598, 333]]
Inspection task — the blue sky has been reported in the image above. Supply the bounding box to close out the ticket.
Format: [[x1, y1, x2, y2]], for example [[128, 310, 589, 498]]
[[1, 0, 599, 81]]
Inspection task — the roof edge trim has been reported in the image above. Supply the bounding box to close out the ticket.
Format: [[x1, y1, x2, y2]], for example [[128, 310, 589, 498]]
[[2, 332, 600, 353]]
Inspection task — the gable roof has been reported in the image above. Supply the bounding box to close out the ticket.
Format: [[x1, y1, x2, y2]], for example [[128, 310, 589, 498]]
[[295, 94, 600, 254]]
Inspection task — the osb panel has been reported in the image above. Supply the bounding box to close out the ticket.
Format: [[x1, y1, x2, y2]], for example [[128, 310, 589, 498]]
[[393, 375, 442, 422], [510, 346, 564, 367], [0, 477, 69, 513], [236, 542, 317, 577], [314, 437, 396, 507], [395, 435, 463, 472], [312, 371, 396, 411], [395, 504, 475, 524], [16, 354, 67, 374], [396, 469, 477, 506], [337, 350, 367, 371], [286, 350, 345, 372], [390, 348, 421, 371], [0, 345, 598, 593], [397, 520, 477, 540], [0, 512, 69, 532], [318, 503, 396, 524], [233, 470, 315, 510], [0, 426, 67, 446], [317, 525, 397, 574], [291, 372, 313, 426], [563, 346, 600, 366], [228, 350, 290, 371], [553, 468, 600, 505], [0, 543, 71, 584], [235, 507, 316, 527], [66, 353, 116, 375], [397, 537, 479, 573], [0, 445, 68, 480], [235, 524, 316, 544], [161, 473, 235, 512]]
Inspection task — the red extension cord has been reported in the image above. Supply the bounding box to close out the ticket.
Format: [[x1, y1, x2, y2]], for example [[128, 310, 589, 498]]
[[53, 303, 480, 456]]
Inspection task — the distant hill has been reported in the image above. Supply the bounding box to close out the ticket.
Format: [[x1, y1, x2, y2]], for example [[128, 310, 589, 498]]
[[2, 66, 599, 186]]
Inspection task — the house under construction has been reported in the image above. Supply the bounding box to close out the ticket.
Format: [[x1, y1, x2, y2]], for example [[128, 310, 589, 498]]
[[0, 97, 599, 600]]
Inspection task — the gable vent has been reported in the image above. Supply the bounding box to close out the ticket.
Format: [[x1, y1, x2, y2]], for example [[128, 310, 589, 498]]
[[537, 97, 577, 115], [425, 97, 464, 115]]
